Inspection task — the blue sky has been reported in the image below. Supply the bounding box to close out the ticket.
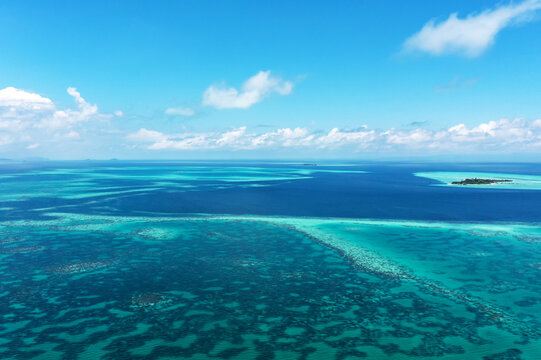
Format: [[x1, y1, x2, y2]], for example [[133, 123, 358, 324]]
[[1, 0, 540, 159]]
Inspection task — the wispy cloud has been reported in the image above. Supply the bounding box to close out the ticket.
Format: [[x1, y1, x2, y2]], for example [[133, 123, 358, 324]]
[[64, 130, 81, 139], [126, 128, 166, 143], [404, 0, 541, 57], [127, 118, 541, 153], [165, 106, 195, 116], [407, 121, 429, 127], [35, 88, 101, 130], [202, 71, 293, 109], [435, 77, 479, 92]]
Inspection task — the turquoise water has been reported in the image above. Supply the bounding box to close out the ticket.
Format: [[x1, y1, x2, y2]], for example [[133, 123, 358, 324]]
[[0, 162, 540, 359]]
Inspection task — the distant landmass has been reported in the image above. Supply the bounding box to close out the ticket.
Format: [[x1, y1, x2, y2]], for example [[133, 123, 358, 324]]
[[451, 178, 513, 185]]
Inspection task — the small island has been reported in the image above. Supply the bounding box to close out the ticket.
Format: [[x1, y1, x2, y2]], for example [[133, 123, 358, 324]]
[[451, 178, 513, 185]]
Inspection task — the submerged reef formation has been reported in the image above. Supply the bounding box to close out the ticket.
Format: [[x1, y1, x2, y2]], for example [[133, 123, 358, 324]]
[[0, 212, 540, 359], [280, 223, 409, 280], [0, 237, 22, 245], [50, 259, 117, 274], [130, 292, 172, 309], [0, 245, 45, 254], [277, 222, 533, 336]]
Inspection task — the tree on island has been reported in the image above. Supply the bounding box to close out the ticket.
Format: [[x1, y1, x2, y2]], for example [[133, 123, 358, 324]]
[[451, 178, 512, 185]]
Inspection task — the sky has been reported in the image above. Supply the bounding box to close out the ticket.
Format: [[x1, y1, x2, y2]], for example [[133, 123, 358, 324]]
[[0, 0, 540, 160]]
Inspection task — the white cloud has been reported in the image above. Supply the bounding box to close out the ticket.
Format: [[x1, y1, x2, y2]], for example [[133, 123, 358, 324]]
[[0, 135, 13, 146], [404, 0, 541, 57], [316, 128, 376, 149], [0, 119, 25, 132], [126, 128, 166, 143], [0, 87, 54, 111], [445, 118, 537, 145], [0, 86, 101, 132], [38, 87, 99, 129], [165, 107, 195, 116], [0, 86, 117, 152], [114, 110, 124, 117], [67, 87, 98, 117], [64, 131, 81, 139], [385, 128, 433, 145], [0, 88, 56, 132], [149, 136, 210, 150], [127, 118, 541, 153], [251, 127, 311, 147], [216, 126, 247, 145], [202, 71, 293, 109], [0, 86, 106, 132]]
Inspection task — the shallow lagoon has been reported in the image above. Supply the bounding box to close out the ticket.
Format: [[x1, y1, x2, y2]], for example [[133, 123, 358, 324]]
[[0, 162, 541, 359]]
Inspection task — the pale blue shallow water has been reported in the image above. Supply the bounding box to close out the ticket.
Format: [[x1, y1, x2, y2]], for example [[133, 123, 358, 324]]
[[0, 161, 540, 359]]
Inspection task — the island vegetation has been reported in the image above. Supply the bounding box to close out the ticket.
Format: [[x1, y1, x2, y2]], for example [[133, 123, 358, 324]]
[[451, 178, 513, 185]]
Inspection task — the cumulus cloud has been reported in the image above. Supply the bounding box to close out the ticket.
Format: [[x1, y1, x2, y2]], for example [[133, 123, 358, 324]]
[[0, 87, 54, 111], [445, 118, 539, 146], [126, 128, 166, 143], [0, 88, 56, 132], [404, 0, 541, 57], [252, 127, 311, 147], [64, 131, 81, 139], [0, 119, 25, 132], [0, 86, 113, 149], [67, 87, 97, 116], [126, 118, 541, 153], [165, 107, 195, 116], [316, 128, 376, 149], [0, 86, 108, 131], [202, 71, 293, 109], [38, 87, 99, 129], [384, 128, 433, 145], [216, 126, 247, 146]]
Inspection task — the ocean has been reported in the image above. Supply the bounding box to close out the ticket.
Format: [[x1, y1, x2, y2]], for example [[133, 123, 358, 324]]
[[0, 161, 540, 359]]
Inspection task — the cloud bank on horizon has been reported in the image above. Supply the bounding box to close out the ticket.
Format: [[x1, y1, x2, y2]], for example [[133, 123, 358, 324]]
[[1, 81, 541, 157], [404, 0, 541, 57], [126, 118, 541, 153]]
